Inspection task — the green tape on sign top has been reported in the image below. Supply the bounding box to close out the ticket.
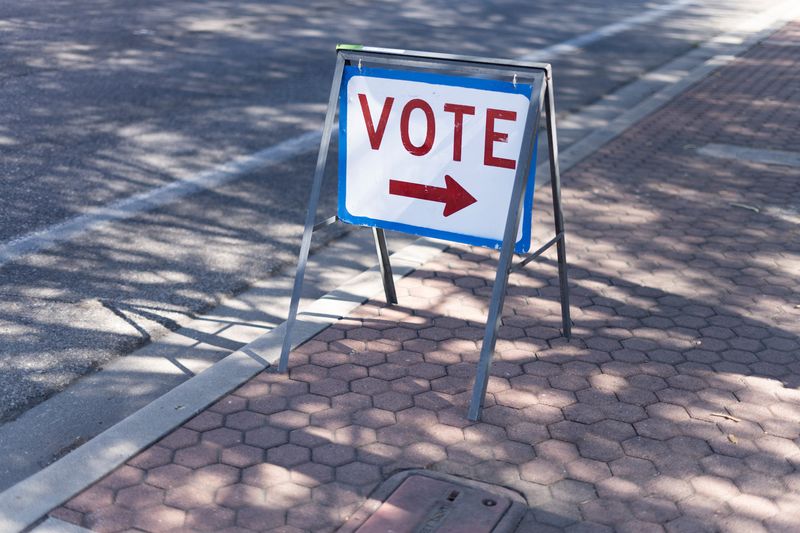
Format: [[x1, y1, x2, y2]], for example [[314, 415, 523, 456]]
[[336, 44, 364, 51]]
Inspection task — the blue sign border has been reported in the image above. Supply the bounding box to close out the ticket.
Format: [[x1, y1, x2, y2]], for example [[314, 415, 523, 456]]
[[338, 65, 538, 253]]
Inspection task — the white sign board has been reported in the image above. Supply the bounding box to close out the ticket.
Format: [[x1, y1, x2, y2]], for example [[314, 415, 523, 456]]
[[338, 66, 538, 252]]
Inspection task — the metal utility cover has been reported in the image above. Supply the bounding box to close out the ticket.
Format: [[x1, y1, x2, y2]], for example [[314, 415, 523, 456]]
[[355, 474, 511, 533]]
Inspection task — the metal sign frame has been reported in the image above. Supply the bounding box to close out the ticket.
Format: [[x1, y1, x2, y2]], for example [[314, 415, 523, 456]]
[[337, 65, 539, 253], [278, 45, 571, 421]]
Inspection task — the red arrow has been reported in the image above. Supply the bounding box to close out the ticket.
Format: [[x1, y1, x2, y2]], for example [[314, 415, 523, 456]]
[[388, 175, 477, 217]]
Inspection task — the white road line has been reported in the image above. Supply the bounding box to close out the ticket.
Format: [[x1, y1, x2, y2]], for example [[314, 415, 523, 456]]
[[521, 0, 695, 61], [0, 131, 321, 266], [0, 0, 696, 267]]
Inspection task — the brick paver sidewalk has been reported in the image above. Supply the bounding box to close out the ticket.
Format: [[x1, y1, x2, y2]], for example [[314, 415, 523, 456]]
[[52, 22, 800, 533]]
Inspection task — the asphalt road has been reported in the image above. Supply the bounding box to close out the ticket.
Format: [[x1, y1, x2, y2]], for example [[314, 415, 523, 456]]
[[0, 0, 786, 422]]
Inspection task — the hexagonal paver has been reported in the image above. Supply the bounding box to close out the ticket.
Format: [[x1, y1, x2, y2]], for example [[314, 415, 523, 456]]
[[336, 462, 381, 486], [308, 377, 349, 398], [146, 464, 192, 490], [519, 458, 567, 485], [84, 506, 135, 532], [173, 442, 219, 469], [242, 463, 291, 488], [157, 428, 199, 450], [407, 362, 447, 380], [577, 433, 624, 462], [215, 484, 265, 508], [633, 418, 679, 441], [507, 422, 549, 444], [99, 465, 145, 490], [264, 482, 312, 509], [549, 373, 591, 392], [329, 363, 369, 381], [463, 423, 507, 445], [236, 505, 286, 530], [563, 403, 606, 424], [591, 420, 636, 441], [445, 439, 493, 466], [185, 411, 224, 432], [164, 483, 217, 509], [690, 475, 740, 500], [357, 442, 403, 466], [248, 394, 289, 415], [492, 440, 535, 463], [244, 425, 288, 448], [219, 444, 263, 468], [289, 363, 327, 383], [523, 403, 564, 425], [373, 390, 413, 411], [537, 388, 577, 408], [310, 408, 352, 431], [387, 350, 425, 366], [232, 379, 271, 399], [288, 393, 331, 414], [383, 327, 417, 342], [267, 444, 311, 467], [202, 427, 243, 447], [132, 504, 185, 532], [65, 485, 114, 514], [580, 498, 632, 526], [185, 506, 236, 531], [313, 443, 356, 466], [353, 408, 396, 429], [334, 425, 377, 447], [287, 502, 337, 530], [348, 327, 383, 342], [225, 411, 267, 431], [550, 478, 597, 504], [369, 362, 407, 380], [115, 484, 163, 510], [350, 376, 390, 395], [310, 351, 351, 368], [127, 445, 173, 470], [566, 457, 612, 484], [319, 394, 363, 414], [291, 462, 335, 487], [269, 410, 311, 430], [609, 456, 658, 482], [209, 396, 248, 415]]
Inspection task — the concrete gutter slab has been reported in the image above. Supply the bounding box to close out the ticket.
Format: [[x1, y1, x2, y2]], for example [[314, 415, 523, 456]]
[[698, 143, 800, 168]]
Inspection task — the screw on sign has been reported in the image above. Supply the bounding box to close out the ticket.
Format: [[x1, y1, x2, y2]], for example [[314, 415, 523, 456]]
[[339, 66, 538, 253]]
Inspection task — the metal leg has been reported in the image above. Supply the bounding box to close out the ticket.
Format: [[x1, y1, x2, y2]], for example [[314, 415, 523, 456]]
[[544, 77, 572, 339], [278, 55, 346, 373], [467, 83, 547, 421], [372, 228, 398, 305]]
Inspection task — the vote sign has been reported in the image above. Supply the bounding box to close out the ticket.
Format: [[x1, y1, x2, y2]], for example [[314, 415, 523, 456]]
[[338, 66, 538, 253]]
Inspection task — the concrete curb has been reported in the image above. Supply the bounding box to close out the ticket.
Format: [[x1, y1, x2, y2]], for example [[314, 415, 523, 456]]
[[2, 5, 799, 530], [0, 238, 448, 533], [30, 518, 93, 533]]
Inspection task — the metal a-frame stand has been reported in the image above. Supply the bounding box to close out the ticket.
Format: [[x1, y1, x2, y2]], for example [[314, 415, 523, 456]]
[[278, 46, 570, 422]]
